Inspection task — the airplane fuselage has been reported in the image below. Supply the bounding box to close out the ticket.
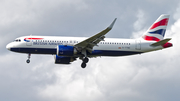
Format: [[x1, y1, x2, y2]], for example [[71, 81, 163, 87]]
[[7, 36, 163, 57]]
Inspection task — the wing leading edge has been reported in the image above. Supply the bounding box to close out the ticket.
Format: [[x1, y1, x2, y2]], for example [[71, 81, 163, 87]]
[[75, 18, 117, 53]]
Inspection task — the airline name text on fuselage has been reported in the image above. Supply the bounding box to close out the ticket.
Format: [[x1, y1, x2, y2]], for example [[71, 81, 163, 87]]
[[33, 42, 63, 45]]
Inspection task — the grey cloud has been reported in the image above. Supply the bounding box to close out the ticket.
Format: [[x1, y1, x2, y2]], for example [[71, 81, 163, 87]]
[[1, 0, 180, 101]]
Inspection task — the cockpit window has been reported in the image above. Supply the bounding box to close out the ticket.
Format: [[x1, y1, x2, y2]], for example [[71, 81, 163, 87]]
[[14, 39, 21, 42]]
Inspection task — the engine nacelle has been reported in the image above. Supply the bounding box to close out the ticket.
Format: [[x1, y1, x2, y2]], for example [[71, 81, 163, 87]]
[[57, 45, 77, 56], [54, 55, 76, 64]]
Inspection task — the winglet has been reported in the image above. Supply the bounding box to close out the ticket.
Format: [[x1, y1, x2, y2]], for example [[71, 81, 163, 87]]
[[108, 18, 117, 29]]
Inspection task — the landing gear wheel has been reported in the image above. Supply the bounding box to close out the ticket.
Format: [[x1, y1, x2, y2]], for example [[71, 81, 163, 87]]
[[26, 53, 31, 64], [81, 62, 86, 68], [26, 59, 30, 63], [83, 57, 89, 63]]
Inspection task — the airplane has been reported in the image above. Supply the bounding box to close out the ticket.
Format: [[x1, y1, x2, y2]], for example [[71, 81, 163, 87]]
[[6, 14, 172, 68]]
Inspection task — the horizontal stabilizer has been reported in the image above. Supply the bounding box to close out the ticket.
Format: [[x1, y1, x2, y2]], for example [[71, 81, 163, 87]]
[[150, 38, 171, 46]]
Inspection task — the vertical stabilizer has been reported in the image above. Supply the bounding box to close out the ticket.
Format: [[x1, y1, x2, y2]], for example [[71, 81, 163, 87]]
[[142, 14, 170, 41]]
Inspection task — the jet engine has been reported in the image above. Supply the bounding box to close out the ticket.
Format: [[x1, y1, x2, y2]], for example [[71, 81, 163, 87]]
[[57, 45, 77, 56], [54, 55, 76, 64]]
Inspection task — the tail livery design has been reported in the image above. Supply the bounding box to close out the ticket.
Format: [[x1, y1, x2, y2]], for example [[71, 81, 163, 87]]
[[142, 14, 172, 48], [143, 14, 169, 41]]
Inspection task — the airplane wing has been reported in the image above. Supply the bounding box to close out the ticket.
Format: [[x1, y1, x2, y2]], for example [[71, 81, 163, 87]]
[[74, 18, 117, 53]]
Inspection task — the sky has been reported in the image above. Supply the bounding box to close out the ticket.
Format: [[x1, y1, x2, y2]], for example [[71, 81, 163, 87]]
[[0, 0, 180, 101]]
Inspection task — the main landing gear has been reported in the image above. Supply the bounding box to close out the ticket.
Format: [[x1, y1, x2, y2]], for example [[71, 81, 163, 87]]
[[26, 53, 31, 63], [81, 57, 89, 68], [80, 49, 89, 68]]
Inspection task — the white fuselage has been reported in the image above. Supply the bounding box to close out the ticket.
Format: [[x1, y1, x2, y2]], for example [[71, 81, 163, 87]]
[[6, 36, 164, 57]]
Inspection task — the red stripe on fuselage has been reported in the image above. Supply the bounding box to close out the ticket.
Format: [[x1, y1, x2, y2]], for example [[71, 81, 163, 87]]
[[163, 42, 173, 48], [25, 38, 44, 40], [150, 18, 168, 30]]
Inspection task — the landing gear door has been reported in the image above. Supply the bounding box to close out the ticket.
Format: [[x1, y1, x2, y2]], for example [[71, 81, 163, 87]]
[[26, 37, 32, 46], [135, 40, 141, 50]]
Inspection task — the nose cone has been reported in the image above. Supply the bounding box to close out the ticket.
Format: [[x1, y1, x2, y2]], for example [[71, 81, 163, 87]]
[[6, 43, 13, 50]]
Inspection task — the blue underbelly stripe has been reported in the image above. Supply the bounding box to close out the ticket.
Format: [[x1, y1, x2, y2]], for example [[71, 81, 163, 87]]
[[10, 48, 142, 56]]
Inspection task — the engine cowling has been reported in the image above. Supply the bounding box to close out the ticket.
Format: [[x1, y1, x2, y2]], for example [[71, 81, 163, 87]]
[[57, 45, 77, 56], [54, 55, 76, 64]]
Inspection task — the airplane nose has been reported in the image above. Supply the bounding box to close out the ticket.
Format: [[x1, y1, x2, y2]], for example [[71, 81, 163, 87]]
[[6, 43, 13, 50]]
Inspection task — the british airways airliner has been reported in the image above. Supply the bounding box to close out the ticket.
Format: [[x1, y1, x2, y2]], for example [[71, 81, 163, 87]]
[[6, 14, 172, 68]]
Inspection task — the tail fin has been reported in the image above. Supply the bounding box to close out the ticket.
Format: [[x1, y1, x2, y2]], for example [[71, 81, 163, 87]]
[[142, 14, 170, 41]]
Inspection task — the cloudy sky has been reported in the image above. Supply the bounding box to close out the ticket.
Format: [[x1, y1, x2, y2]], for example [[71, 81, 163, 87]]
[[1, 0, 180, 101]]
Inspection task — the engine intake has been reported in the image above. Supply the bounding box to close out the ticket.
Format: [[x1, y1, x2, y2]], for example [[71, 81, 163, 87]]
[[57, 45, 77, 56]]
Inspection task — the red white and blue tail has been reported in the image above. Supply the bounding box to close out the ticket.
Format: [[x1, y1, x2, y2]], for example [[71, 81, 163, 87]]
[[142, 14, 170, 41]]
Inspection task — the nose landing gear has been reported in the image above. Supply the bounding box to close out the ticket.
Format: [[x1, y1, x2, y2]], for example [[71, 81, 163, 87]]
[[26, 53, 31, 63]]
